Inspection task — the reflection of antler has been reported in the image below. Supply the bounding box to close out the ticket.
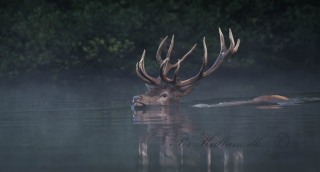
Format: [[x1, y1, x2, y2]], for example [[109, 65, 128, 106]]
[[134, 107, 193, 169], [134, 107, 244, 172], [223, 150, 244, 172], [138, 135, 149, 172], [202, 132, 244, 172]]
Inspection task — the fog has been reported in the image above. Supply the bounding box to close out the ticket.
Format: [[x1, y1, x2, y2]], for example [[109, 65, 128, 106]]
[[0, 71, 319, 171]]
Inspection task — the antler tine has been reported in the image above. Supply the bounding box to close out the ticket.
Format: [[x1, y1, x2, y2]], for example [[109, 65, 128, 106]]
[[136, 63, 151, 84], [227, 28, 240, 54], [219, 28, 227, 52], [232, 39, 240, 54], [177, 28, 240, 87], [161, 35, 175, 75], [173, 59, 181, 83], [173, 43, 197, 68], [161, 43, 199, 84], [202, 28, 240, 77], [156, 34, 198, 77], [228, 28, 235, 51], [136, 28, 240, 87], [156, 36, 168, 64], [203, 37, 208, 66], [160, 58, 173, 83], [177, 37, 208, 86], [137, 50, 160, 85], [166, 35, 175, 60], [161, 42, 197, 77]]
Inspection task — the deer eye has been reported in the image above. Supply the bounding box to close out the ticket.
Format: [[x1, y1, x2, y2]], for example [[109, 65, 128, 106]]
[[161, 93, 168, 98]]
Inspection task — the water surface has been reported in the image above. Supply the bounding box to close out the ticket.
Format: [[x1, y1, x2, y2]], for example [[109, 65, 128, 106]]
[[0, 73, 319, 172]]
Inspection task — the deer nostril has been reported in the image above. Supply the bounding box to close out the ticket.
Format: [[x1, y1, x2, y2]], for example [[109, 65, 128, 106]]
[[132, 96, 141, 103]]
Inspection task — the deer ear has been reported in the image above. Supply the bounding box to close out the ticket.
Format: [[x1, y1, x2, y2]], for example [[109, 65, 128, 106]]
[[178, 85, 195, 97], [145, 84, 155, 91]]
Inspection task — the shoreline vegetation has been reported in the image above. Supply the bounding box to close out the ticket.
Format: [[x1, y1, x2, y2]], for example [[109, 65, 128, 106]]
[[1, 0, 319, 79]]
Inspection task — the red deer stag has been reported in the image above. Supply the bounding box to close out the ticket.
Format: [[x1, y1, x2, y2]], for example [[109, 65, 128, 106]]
[[132, 28, 289, 109], [132, 28, 239, 108]]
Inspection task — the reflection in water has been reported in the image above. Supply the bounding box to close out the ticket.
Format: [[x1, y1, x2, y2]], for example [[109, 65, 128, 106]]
[[134, 106, 193, 171], [0, 75, 319, 171], [133, 106, 244, 172]]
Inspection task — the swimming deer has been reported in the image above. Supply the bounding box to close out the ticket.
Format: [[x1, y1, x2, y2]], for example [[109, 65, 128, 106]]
[[132, 28, 288, 109]]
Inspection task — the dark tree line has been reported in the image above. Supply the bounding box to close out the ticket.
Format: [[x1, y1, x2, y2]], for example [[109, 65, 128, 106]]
[[0, 0, 319, 78]]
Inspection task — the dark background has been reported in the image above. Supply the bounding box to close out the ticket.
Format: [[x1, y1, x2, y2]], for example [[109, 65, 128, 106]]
[[0, 0, 319, 79]]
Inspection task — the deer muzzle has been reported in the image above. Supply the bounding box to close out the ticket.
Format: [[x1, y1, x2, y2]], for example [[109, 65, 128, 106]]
[[132, 95, 145, 107]]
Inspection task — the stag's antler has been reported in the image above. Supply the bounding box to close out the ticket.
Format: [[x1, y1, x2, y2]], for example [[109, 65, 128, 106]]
[[136, 28, 240, 87]]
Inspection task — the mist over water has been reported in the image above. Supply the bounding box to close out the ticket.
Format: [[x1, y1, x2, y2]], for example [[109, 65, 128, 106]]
[[0, 72, 319, 172]]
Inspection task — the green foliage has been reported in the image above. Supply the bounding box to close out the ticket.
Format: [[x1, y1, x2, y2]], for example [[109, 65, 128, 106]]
[[0, 0, 319, 78]]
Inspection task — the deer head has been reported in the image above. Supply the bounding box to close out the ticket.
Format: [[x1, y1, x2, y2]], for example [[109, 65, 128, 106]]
[[132, 28, 240, 108]]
